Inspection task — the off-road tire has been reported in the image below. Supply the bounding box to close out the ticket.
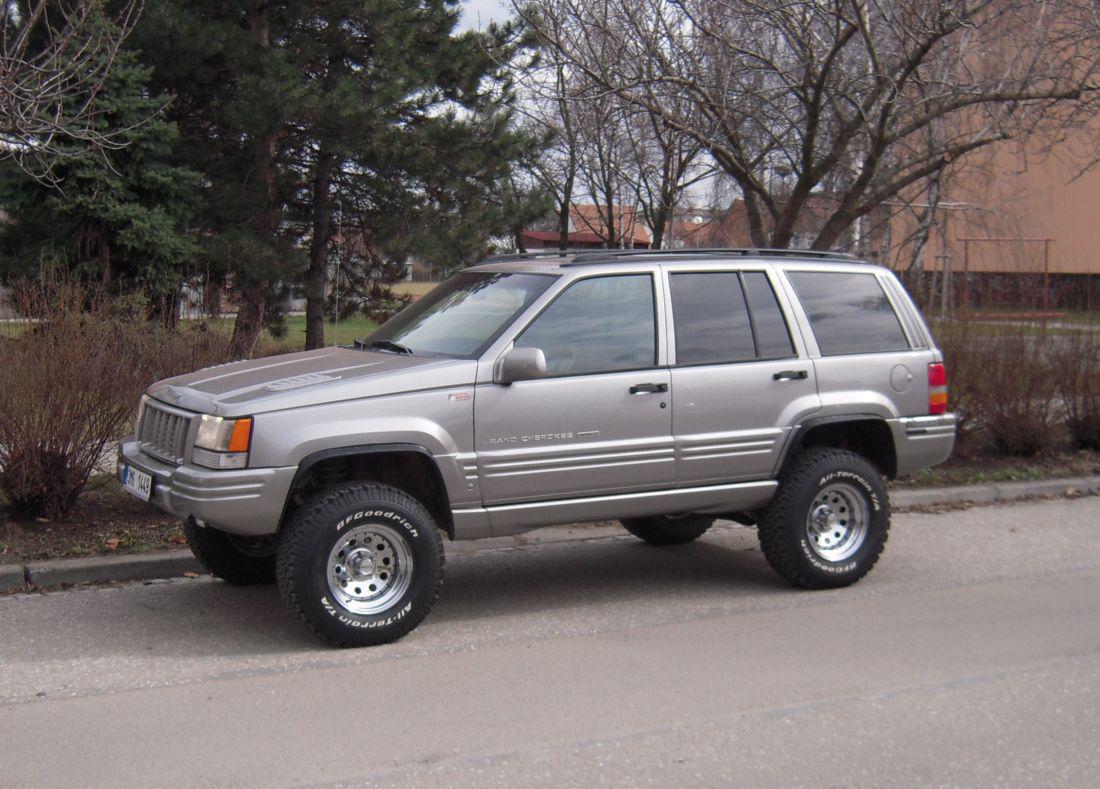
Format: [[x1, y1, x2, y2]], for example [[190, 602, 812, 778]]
[[276, 483, 444, 648], [620, 514, 714, 546], [185, 520, 277, 585], [757, 447, 889, 589]]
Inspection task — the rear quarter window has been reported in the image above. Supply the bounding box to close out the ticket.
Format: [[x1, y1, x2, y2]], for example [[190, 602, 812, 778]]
[[787, 271, 910, 356]]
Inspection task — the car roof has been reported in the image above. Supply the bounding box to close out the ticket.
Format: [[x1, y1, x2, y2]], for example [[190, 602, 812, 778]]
[[466, 248, 883, 276]]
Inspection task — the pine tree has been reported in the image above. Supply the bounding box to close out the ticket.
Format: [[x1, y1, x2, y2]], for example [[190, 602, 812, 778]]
[[286, 1, 544, 349], [130, 0, 305, 356], [0, 51, 199, 313], [130, 1, 546, 352]]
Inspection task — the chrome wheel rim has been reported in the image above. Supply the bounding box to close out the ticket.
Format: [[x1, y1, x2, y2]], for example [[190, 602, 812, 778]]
[[805, 482, 869, 562], [326, 523, 413, 616]]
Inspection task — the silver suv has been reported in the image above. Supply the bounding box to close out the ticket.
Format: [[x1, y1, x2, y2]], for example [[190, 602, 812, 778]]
[[118, 249, 955, 646]]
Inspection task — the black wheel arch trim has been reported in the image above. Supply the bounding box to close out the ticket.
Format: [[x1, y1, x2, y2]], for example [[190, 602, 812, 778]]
[[282, 443, 455, 536], [774, 413, 897, 479]]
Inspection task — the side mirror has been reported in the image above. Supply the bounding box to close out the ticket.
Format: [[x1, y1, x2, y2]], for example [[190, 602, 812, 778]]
[[496, 347, 548, 384]]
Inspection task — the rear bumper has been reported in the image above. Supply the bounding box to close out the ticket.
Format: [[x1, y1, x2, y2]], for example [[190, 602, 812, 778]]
[[889, 414, 957, 478], [117, 438, 296, 536]]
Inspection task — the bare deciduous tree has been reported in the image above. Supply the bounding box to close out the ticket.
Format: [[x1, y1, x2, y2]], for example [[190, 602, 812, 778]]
[[517, 55, 580, 250], [619, 99, 714, 249], [1, 0, 142, 181], [524, 0, 1100, 250]]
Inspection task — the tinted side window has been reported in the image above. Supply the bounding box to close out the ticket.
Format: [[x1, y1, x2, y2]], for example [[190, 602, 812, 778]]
[[516, 274, 656, 376], [742, 272, 795, 358], [787, 271, 910, 355], [670, 272, 755, 364]]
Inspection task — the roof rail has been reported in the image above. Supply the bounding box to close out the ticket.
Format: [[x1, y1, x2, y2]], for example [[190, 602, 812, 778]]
[[483, 249, 581, 264], [564, 247, 856, 265]]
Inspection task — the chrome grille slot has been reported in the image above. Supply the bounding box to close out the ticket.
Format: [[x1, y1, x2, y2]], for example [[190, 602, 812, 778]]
[[138, 399, 192, 465]]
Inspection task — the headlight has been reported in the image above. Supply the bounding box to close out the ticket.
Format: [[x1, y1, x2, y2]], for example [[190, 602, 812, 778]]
[[193, 415, 252, 470]]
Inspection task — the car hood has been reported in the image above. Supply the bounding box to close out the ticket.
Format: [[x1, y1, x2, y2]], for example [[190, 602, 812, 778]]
[[147, 347, 478, 417]]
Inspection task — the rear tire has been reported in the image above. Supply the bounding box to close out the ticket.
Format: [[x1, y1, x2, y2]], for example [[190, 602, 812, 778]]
[[276, 483, 444, 647], [757, 447, 889, 589], [620, 513, 714, 546], [185, 520, 277, 586]]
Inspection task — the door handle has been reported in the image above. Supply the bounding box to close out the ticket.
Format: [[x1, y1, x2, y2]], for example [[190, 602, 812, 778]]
[[630, 382, 668, 394], [773, 370, 809, 381]]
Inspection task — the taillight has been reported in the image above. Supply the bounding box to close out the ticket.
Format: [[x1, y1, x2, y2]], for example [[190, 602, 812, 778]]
[[928, 363, 948, 415]]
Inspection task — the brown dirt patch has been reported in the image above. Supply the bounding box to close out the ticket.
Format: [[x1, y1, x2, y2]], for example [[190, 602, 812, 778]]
[[1, 475, 185, 565]]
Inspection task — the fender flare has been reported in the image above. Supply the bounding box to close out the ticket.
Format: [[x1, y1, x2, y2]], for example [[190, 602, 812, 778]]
[[282, 443, 454, 535], [773, 413, 895, 479]]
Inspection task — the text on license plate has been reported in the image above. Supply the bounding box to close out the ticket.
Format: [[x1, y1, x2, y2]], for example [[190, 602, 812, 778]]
[[121, 465, 153, 502]]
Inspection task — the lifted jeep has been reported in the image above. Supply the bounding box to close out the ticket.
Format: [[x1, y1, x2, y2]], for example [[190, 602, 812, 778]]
[[118, 248, 955, 646]]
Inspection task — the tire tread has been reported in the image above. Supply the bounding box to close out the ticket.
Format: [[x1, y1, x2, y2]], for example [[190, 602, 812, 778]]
[[757, 447, 889, 589], [185, 521, 276, 586], [620, 514, 713, 546], [276, 483, 444, 647]]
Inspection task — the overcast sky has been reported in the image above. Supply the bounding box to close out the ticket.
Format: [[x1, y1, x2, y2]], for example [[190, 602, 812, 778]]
[[460, 0, 512, 29]]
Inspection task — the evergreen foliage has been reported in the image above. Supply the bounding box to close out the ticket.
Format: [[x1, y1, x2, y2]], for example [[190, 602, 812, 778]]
[[0, 52, 199, 309], [127, 0, 544, 351]]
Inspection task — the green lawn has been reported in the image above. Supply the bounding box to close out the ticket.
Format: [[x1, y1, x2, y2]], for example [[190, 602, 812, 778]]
[[1, 314, 379, 351], [194, 314, 378, 352], [277, 315, 378, 349]]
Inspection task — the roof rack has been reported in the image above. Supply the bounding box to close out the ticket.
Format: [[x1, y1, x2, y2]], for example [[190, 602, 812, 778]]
[[564, 247, 856, 266], [483, 249, 581, 264]]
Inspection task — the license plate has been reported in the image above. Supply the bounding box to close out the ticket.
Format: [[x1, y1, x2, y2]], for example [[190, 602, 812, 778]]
[[121, 465, 153, 502]]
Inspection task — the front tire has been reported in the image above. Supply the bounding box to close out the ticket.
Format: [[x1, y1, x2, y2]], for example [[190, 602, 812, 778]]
[[185, 520, 277, 585], [757, 447, 889, 589], [620, 513, 714, 546], [276, 483, 444, 647]]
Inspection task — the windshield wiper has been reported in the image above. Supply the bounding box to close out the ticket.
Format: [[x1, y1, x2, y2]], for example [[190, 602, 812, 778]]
[[363, 339, 413, 355]]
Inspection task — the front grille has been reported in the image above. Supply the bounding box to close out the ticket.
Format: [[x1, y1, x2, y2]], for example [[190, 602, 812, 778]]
[[138, 399, 192, 465]]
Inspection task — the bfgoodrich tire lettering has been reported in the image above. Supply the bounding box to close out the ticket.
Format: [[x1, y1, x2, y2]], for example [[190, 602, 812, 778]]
[[276, 483, 444, 647], [757, 447, 889, 589]]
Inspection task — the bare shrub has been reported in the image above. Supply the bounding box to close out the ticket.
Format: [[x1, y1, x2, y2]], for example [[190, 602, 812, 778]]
[[1049, 329, 1100, 451], [974, 326, 1058, 457], [937, 321, 1060, 457], [0, 275, 231, 519], [933, 322, 983, 454]]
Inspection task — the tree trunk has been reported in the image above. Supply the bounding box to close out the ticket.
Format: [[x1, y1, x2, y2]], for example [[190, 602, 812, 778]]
[[558, 167, 574, 250], [305, 150, 337, 350], [649, 204, 670, 250], [230, 292, 266, 359], [230, 8, 277, 359]]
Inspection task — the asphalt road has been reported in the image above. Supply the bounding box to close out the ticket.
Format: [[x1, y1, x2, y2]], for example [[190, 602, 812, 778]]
[[2, 497, 1099, 788]]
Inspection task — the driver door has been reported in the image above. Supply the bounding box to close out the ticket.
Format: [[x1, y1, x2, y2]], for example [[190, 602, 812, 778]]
[[475, 273, 674, 505]]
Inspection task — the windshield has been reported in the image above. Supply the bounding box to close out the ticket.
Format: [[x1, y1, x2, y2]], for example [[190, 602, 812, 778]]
[[367, 271, 557, 358]]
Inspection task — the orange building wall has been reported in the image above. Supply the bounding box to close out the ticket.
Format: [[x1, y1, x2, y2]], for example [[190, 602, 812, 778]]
[[889, 125, 1100, 276]]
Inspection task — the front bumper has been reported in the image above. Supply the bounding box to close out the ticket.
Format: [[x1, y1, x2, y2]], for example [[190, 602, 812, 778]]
[[889, 414, 957, 478], [117, 438, 297, 536]]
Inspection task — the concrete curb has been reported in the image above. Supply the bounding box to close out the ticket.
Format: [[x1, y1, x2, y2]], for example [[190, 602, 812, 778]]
[[2, 475, 1098, 592], [889, 475, 1100, 508], [0, 562, 27, 593], [8, 550, 202, 593]]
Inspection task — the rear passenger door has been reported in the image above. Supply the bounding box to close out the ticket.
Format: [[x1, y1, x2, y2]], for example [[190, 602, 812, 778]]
[[667, 269, 821, 486]]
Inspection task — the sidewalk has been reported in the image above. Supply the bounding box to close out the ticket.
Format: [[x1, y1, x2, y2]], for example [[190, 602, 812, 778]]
[[3, 475, 1098, 593]]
